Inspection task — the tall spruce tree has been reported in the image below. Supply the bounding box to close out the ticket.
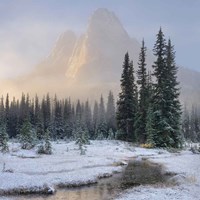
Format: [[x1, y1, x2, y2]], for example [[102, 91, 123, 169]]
[[165, 39, 182, 147], [18, 119, 36, 149], [41, 94, 51, 132], [190, 105, 198, 142], [34, 95, 44, 139], [97, 95, 107, 139], [93, 101, 99, 139], [151, 28, 182, 147], [106, 91, 116, 134], [151, 28, 170, 147], [116, 52, 138, 141], [135, 40, 148, 143], [83, 100, 92, 138], [182, 105, 190, 141], [145, 104, 155, 146], [0, 122, 9, 153], [63, 98, 73, 138], [53, 95, 64, 139], [0, 97, 9, 153]]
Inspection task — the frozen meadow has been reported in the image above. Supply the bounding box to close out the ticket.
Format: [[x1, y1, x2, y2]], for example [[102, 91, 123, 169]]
[[0, 140, 199, 200]]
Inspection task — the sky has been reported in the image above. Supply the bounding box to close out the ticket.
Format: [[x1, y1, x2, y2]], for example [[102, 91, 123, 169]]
[[0, 0, 199, 79]]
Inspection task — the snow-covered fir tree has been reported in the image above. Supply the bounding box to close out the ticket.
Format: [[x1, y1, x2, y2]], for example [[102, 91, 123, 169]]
[[0, 122, 9, 153], [106, 91, 116, 134], [44, 129, 52, 154], [135, 40, 149, 143], [107, 128, 115, 140], [75, 124, 89, 155], [0, 97, 9, 153], [37, 129, 52, 154], [116, 52, 138, 141], [97, 95, 107, 139], [151, 28, 182, 148], [18, 119, 37, 149]]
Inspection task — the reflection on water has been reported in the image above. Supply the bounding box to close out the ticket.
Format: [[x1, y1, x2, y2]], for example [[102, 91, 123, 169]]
[[11, 160, 169, 200]]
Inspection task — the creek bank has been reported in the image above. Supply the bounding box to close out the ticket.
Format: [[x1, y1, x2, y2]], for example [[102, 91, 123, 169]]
[[1, 159, 179, 200]]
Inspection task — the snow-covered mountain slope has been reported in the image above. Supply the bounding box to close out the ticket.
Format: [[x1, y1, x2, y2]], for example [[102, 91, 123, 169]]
[[66, 8, 152, 83], [31, 30, 77, 77]]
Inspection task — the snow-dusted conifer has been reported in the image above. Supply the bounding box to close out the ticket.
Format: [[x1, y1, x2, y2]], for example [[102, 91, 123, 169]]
[[107, 128, 114, 140], [0, 123, 9, 153], [75, 123, 88, 155], [19, 119, 36, 149], [44, 129, 52, 154]]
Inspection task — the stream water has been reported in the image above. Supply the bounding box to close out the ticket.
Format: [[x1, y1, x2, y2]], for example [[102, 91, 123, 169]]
[[7, 160, 172, 200]]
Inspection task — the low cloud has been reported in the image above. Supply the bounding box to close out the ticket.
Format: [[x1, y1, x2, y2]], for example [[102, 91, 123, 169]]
[[0, 18, 70, 79]]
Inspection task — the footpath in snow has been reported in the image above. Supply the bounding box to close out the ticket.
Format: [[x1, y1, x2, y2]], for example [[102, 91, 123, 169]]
[[0, 140, 199, 200]]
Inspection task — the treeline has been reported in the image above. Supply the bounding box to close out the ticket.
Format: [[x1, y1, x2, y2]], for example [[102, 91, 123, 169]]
[[0, 92, 117, 140], [182, 105, 200, 142]]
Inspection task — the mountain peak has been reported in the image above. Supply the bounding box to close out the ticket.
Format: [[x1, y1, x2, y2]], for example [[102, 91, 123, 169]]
[[89, 8, 122, 29], [49, 30, 76, 60], [91, 8, 117, 20]]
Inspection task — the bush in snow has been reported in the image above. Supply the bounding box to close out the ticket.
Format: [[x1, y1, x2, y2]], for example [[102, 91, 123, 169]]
[[2, 163, 14, 173]]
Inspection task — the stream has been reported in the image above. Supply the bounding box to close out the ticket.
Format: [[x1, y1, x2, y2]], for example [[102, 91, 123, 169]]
[[5, 160, 173, 200]]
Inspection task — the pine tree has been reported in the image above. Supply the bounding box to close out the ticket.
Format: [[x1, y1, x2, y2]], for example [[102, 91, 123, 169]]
[[42, 93, 51, 131], [0, 96, 5, 122], [8, 97, 19, 137], [5, 93, 9, 124], [165, 39, 182, 147], [18, 119, 37, 149], [75, 100, 82, 126], [190, 105, 198, 142], [151, 28, 172, 147], [0, 122, 9, 153], [107, 128, 115, 140], [75, 123, 88, 155], [182, 105, 190, 141], [83, 100, 92, 138], [93, 101, 99, 139], [97, 95, 107, 139], [145, 104, 155, 147], [116, 52, 138, 141], [63, 98, 73, 139], [37, 129, 52, 154], [151, 29, 182, 148], [34, 95, 44, 140], [44, 129, 52, 154], [0, 96, 9, 153], [106, 91, 116, 134], [135, 40, 148, 143], [53, 95, 64, 139]]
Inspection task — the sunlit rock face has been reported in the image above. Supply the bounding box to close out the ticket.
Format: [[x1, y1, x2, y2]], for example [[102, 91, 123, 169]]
[[66, 8, 142, 84], [33, 30, 77, 77], [0, 8, 199, 105]]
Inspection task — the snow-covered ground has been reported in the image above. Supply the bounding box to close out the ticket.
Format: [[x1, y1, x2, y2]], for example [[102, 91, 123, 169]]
[[0, 140, 199, 200], [0, 140, 134, 196], [116, 148, 200, 200]]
